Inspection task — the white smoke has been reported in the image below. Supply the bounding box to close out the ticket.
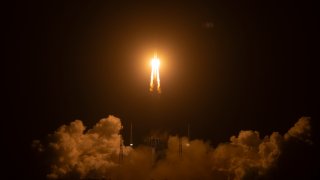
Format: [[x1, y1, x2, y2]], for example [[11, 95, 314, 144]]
[[211, 130, 283, 179], [37, 115, 132, 179], [284, 116, 312, 144], [33, 116, 312, 179]]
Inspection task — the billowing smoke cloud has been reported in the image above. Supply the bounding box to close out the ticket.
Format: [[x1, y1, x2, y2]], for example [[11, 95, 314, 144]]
[[35, 115, 132, 179], [211, 130, 283, 179], [284, 116, 312, 144], [33, 116, 312, 179]]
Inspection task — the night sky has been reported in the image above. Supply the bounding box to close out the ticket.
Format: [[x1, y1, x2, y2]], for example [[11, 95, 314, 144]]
[[6, 1, 319, 179]]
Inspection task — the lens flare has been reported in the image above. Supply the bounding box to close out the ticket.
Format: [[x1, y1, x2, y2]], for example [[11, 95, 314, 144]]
[[150, 53, 161, 93]]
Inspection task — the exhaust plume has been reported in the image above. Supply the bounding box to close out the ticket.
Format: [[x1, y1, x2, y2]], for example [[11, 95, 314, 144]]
[[149, 52, 161, 93]]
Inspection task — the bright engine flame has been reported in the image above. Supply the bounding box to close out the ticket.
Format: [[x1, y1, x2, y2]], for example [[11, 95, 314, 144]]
[[150, 53, 161, 93]]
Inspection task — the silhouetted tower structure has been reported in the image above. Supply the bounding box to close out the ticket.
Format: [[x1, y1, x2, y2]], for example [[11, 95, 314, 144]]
[[119, 135, 124, 164], [130, 122, 133, 146], [187, 122, 190, 140], [146, 136, 160, 165], [186, 122, 191, 147], [178, 136, 182, 158]]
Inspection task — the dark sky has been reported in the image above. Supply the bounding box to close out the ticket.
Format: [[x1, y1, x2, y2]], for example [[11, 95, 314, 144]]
[[5, 0, 319, 179]]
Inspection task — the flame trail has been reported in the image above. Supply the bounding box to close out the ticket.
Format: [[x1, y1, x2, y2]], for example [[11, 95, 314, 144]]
[[150, 53, 161, 93]]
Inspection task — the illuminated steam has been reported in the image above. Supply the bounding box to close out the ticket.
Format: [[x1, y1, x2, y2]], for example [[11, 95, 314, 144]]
[[33, 117, 312, 179], [149, 53, 161, 93], [38, 116, 132, 179]]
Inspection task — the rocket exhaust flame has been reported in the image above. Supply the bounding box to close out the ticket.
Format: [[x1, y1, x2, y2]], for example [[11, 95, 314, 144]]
[[150, 53, 161, 93]]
